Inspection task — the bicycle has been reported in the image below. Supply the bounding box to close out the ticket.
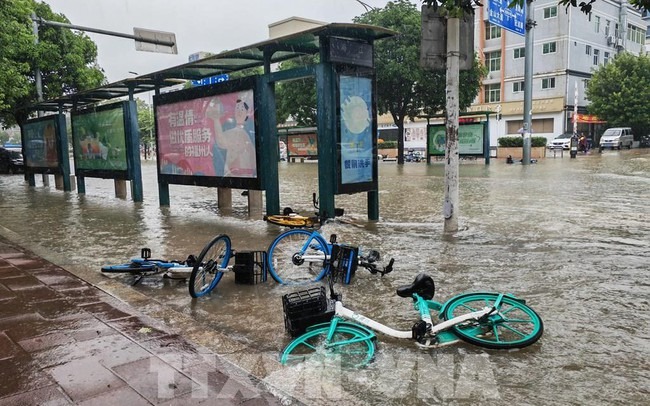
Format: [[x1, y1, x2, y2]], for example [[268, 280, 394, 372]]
[[264, 193, 345, 229], [187, 234, 236, 298], [266, 229, 389, 285], [280, 270, 544, 368], [101, 247, 197, 286]]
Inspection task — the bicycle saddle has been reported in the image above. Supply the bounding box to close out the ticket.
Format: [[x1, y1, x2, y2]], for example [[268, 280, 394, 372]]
[[396, 273, 435, 300]]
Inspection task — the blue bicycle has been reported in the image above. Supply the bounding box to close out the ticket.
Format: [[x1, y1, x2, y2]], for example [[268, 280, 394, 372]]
[[266, 229, 388, 285], [101, 248, 197, 285]]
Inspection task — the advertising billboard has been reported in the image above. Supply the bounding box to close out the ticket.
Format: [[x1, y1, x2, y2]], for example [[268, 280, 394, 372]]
[[21, 116, 60, 170], [154, 76, 260, 190], [337, 74, 377, 193], [427, 123, 485, 156], [286, 133, 318, 157], [72, 102, 129, 178]]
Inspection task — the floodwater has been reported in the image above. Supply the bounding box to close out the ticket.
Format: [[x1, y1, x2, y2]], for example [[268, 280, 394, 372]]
[[0, 149, 648, 405]]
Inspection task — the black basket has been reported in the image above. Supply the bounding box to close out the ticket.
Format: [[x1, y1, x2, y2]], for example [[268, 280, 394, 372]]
[[329, 244, 359, 285], [233, 251, 267, 285], [282, 286, 334, 337]]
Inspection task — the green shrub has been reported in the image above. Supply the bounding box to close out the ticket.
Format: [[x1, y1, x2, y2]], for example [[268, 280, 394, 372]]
[[378, 140, 397, 149], [498, 136, 547, 148]]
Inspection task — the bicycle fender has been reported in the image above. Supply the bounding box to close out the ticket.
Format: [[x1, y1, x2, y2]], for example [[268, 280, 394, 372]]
[[439, 292, 527, 315]]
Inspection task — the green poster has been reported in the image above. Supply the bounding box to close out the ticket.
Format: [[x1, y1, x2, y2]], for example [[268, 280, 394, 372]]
[[73, 105, 128, 171], [427, 124, 484, 155]]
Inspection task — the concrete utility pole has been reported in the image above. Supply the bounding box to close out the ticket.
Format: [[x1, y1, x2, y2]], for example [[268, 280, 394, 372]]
[[522, 0, 535, 165], [444, 17, 460, 233]]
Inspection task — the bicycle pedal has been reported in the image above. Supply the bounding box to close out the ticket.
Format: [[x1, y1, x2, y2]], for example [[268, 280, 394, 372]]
[[140, 248, 151, 260]]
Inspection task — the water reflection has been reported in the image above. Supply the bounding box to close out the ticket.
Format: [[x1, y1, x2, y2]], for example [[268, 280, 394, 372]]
[[0, 149, 649, 405]]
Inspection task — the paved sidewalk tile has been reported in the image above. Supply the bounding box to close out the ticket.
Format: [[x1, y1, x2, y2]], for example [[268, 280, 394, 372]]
[[0, 235, 288, 406], [48, 358, 126, 402]]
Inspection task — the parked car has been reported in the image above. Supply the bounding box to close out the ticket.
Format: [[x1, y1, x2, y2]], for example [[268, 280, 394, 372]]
[[0, 147, 24, 174], [548, 133, 574, 150], [599, 127, 633, 151], [640, 135, 650, 148]]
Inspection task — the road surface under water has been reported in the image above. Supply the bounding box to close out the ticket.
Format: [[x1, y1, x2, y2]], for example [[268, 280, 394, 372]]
[[0, 149, 648, 405]]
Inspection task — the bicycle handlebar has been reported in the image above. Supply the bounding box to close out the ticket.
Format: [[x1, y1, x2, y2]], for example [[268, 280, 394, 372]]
[[359, 257, 394, 276]]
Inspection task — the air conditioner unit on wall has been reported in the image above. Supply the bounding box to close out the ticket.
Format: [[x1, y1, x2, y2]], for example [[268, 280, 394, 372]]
[[606, 36, 614, 46], [615, 38, 623, 48]]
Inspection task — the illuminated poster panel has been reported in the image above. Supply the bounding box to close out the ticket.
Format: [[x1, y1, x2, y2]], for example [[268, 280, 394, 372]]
[[72, 102, 128, 177], [22, 116, 59, 169], [154, 77, 260, 190], [427, 123, 485, 156], [338, 74, 376, 193]]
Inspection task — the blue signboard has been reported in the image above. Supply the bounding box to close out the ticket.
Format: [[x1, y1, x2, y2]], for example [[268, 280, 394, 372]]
[[191, 74, 229, 87], [488, 0, 526, 36]]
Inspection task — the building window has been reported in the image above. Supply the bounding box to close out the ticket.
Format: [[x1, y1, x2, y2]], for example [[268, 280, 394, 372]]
[[485, 22, 501, 40], [485, 50, 501, 72], [543, 42, 557, 54], [512, 81, 525, 93], [542, 78, 556, 90], [615, 23, 619, 38], [593, 49, 600, 65], [595, 16, 600, 33], [514, 47, 525, 59], [627, 24, 645, 44], [605, 20, 611, 36], [586, 45, 592, 55], [543, 6, 557, 19], [604, 52, 610, 65], [485, 83, 501, 103]]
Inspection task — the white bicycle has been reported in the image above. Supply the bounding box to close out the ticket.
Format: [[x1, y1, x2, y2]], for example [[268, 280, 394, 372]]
[[280, 270, 544, 368]]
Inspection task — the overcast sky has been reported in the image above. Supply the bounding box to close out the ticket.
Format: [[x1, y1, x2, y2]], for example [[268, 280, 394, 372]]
[[41, 0, 417, 83]]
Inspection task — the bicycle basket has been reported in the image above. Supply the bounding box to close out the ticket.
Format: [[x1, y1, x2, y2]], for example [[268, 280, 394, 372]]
[[329, 244, 359, 284], [282, 286, 334, 337]]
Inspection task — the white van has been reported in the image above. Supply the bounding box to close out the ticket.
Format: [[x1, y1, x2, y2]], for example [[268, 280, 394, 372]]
[[599, 127, 633, 150]]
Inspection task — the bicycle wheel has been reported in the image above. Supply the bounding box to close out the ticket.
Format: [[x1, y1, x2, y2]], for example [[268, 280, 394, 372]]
[[101, 262, 157, 274], [266, 229, 329, 284], [189, 234, 232, 298], [442, 293, 544, 349], [280, 322, 376, 368]]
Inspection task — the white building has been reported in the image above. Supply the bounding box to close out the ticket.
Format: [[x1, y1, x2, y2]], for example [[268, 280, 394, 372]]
[[468, 1, 647, 146]]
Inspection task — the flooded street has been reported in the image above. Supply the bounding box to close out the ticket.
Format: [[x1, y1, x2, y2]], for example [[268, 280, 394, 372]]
[[0, 150, 649, 405]]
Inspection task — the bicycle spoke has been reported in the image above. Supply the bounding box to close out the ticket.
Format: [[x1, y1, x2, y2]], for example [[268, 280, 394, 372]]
[[498, 322, 529, 338]]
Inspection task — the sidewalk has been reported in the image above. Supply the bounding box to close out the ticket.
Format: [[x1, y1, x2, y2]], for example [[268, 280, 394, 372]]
[[0, 235, 285, 405]]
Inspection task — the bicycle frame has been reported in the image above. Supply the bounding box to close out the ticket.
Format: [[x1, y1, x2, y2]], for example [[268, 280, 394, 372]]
[[324, 293, 501, 348], [294, 231, 332, 263]]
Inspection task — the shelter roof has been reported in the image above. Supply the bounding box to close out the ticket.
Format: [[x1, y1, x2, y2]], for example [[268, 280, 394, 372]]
[[28, 23, 395, 112]]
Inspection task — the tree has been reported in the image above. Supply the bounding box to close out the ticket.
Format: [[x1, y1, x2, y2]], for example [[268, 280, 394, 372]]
[[275, 55, 318, 127], [585, 52, 650, 139], [0, 0, 105, 128], [135, 98, 154, 159], [355, 0, 484, 164]]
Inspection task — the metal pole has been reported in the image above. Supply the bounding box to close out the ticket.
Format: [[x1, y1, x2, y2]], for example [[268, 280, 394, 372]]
[[31, 17, 175, 47], [31, 13, 43, 108], [522, 0, 536, 165]]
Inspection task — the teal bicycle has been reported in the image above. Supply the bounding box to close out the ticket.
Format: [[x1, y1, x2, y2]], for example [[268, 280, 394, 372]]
[[280, 271, 544, 368]]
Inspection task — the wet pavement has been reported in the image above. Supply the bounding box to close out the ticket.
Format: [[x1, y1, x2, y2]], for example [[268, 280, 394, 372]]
[[0, 234, 286, 405]]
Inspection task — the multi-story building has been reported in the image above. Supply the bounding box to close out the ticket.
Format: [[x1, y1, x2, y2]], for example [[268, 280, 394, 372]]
[[468, 1, 647, 146]]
